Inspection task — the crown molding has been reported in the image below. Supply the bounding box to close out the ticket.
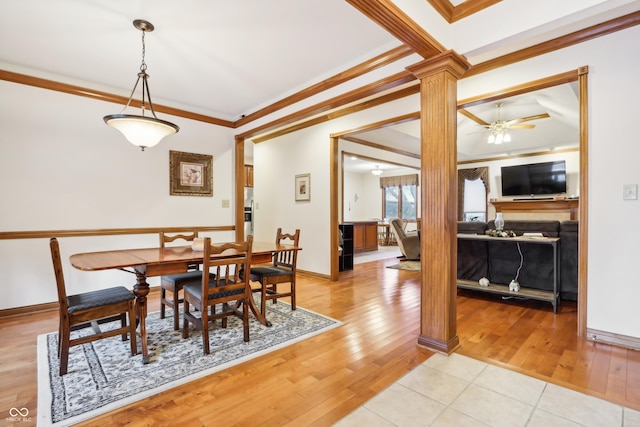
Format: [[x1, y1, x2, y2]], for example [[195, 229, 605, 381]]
[[426, 0, 501, 23]]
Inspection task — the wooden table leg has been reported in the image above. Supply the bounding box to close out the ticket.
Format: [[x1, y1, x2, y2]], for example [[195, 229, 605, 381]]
[[239, 266, 272, 327], [247, 292, 272, 327], [132, 270, 151, 363]]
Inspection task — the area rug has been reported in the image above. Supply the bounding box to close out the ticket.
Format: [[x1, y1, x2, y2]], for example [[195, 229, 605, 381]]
[[37, 301, 341, 426], [386, 260, 420, 271]]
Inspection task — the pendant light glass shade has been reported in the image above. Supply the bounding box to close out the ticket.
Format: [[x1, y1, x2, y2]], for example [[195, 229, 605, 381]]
[[104, 114, 179, 150], [104, 20, 179, 151]]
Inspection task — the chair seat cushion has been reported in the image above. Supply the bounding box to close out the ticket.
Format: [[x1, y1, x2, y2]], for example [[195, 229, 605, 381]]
[[67, 286, 134, 313], [183, 280, 245, 300], [162, 271, 216, 286], [250, 266, 292, 280]]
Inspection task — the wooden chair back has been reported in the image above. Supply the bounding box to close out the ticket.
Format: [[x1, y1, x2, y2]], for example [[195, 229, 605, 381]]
[[182, 236, 254, 352], [49, 237, 137, 375], [50, 237, 70, 317], [201, 236, 253, 305], [272, 228, 300, 271], [159, 230, 199, 248]]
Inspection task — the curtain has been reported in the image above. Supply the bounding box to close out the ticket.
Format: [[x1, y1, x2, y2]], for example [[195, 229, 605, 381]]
[[457, 167, 489, 221], [379, 174, 419, 188]]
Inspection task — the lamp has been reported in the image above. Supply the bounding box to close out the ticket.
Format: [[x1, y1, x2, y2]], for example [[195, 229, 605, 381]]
[[104, 20, 179, 151], [487, 122, 511, 144], [371, 165, 383, 176], [486, 102, 511, 145]]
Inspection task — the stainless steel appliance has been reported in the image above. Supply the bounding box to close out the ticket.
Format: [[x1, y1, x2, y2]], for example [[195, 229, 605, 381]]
[[243, 187, 254, 236]]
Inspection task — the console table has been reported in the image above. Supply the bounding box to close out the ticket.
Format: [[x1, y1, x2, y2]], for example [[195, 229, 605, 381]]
[[491, 199, 579, 220], [457, 234, 560, 313]]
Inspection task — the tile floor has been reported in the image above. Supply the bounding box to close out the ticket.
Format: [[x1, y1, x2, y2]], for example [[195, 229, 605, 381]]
[[354, 245, 402, 264], [335, 353, 640, 427]]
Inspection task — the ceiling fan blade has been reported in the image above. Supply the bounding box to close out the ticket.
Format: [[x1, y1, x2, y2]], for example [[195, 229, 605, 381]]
[[509, 124, 536, 129], [505, 113, 550, 126], [459, 109, 489, 126]]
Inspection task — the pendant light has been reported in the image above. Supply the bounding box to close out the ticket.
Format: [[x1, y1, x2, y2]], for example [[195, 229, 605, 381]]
[[104, 19, 179, 151]]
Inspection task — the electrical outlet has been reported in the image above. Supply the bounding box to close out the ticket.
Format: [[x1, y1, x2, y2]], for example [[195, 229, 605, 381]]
[[221, 199, 230, 208], [623, 184, 638, 200]]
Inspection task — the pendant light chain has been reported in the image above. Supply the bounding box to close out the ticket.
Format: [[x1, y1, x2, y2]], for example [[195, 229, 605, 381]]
[[140, 30, 147, 73], [103, 19, 179, 151], [139, 29, 148, 116]]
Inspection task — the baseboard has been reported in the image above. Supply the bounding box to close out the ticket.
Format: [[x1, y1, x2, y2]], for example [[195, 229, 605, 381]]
[[0, 286, 162, 319], [417, 334, 460, 355], [297, 269, 330, 281], [586, 327, 640, 351], [0, 301, 59, 318]]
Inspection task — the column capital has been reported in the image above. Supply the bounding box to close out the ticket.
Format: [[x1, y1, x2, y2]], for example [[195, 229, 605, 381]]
[[406, 50, 471, 80]]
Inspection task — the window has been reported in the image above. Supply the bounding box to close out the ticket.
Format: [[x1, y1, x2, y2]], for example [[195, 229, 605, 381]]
[[380, 174, 418, 220]]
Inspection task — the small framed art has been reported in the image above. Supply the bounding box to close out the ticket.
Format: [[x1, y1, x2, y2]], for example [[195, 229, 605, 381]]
[[169, 150, 213, 197], [295, 173, 311, 202]]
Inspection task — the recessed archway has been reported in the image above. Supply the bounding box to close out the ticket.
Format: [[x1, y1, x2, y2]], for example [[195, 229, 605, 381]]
[[329, 67, 589, 338]]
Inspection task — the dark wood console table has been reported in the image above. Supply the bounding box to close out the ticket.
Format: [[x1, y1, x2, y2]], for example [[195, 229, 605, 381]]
[[491, 199, 579, 220], [457, 234, 560, 313]]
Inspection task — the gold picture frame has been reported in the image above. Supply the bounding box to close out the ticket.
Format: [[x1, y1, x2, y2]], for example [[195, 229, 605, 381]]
[[169, 150, 213, 197], [295, 173, 311, 201]]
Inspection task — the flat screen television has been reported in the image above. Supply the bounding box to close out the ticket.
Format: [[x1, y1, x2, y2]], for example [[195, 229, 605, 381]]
[[501, 160, 567, 197]]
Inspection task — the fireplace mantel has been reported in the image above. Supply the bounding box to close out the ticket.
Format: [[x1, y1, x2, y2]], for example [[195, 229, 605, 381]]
[[491, 199, 579, 220]]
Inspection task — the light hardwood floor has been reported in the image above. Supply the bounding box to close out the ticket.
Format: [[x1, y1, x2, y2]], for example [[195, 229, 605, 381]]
[[1, 256, 639, 426]]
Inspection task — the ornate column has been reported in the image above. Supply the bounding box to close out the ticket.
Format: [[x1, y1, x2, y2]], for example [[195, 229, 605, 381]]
[[407, 51, 470, 353]]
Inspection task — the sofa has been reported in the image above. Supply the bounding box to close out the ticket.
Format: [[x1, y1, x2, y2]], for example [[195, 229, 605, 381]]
[[457, 219, 578, 301]]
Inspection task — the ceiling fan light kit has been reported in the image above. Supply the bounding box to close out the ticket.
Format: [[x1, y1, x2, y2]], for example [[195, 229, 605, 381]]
[[482, 101, 550, 145], [487, 102, 511, 144], [104, 19, 179, 151]]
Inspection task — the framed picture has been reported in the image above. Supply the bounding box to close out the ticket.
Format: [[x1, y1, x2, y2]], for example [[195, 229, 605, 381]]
[[295, 173, 311, 201], [169, 150, 213, 197], [464, 212, 486, 222]]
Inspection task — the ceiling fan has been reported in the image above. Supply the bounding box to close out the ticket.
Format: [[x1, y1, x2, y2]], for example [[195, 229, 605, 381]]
[[461, 102, 550, 144]]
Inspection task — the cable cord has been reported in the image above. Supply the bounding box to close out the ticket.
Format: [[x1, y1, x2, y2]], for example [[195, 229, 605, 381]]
[[514, 242, 523, 282]]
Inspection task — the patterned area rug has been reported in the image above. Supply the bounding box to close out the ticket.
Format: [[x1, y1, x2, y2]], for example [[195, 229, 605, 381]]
[[386, 261, 420, 271], [37, 301, 341, 426]]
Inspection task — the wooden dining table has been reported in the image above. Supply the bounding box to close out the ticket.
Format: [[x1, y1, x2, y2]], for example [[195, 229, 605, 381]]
[[70, 241, 299, 363]]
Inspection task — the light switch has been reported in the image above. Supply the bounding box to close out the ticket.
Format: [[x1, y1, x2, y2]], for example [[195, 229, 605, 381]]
[[221, 199, 230, 208], [623, 184, 638, 200]]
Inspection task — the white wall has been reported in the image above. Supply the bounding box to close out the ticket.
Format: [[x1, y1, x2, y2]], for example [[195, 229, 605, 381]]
[[460, 150, 580, 220], [251, 124, 332, 276], [253, 25, 640, 340], [343, 167, 420, 223], [343, 170, 380, 222], [0, 81, 236, 309], [3, 24, 640, 344], [457, 26, 640, 339]]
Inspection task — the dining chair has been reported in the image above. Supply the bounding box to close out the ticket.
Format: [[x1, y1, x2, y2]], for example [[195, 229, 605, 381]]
[[50, 237, 137, 375], [159, 230, 215, 330], [249, 228, 300, 316], [182, 236, 253, 354]]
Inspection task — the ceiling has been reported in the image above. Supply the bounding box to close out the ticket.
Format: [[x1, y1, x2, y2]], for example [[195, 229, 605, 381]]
[[0, 0, 399, 121], [1, 0, 637, 170], [347, 81, 580, 169]]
